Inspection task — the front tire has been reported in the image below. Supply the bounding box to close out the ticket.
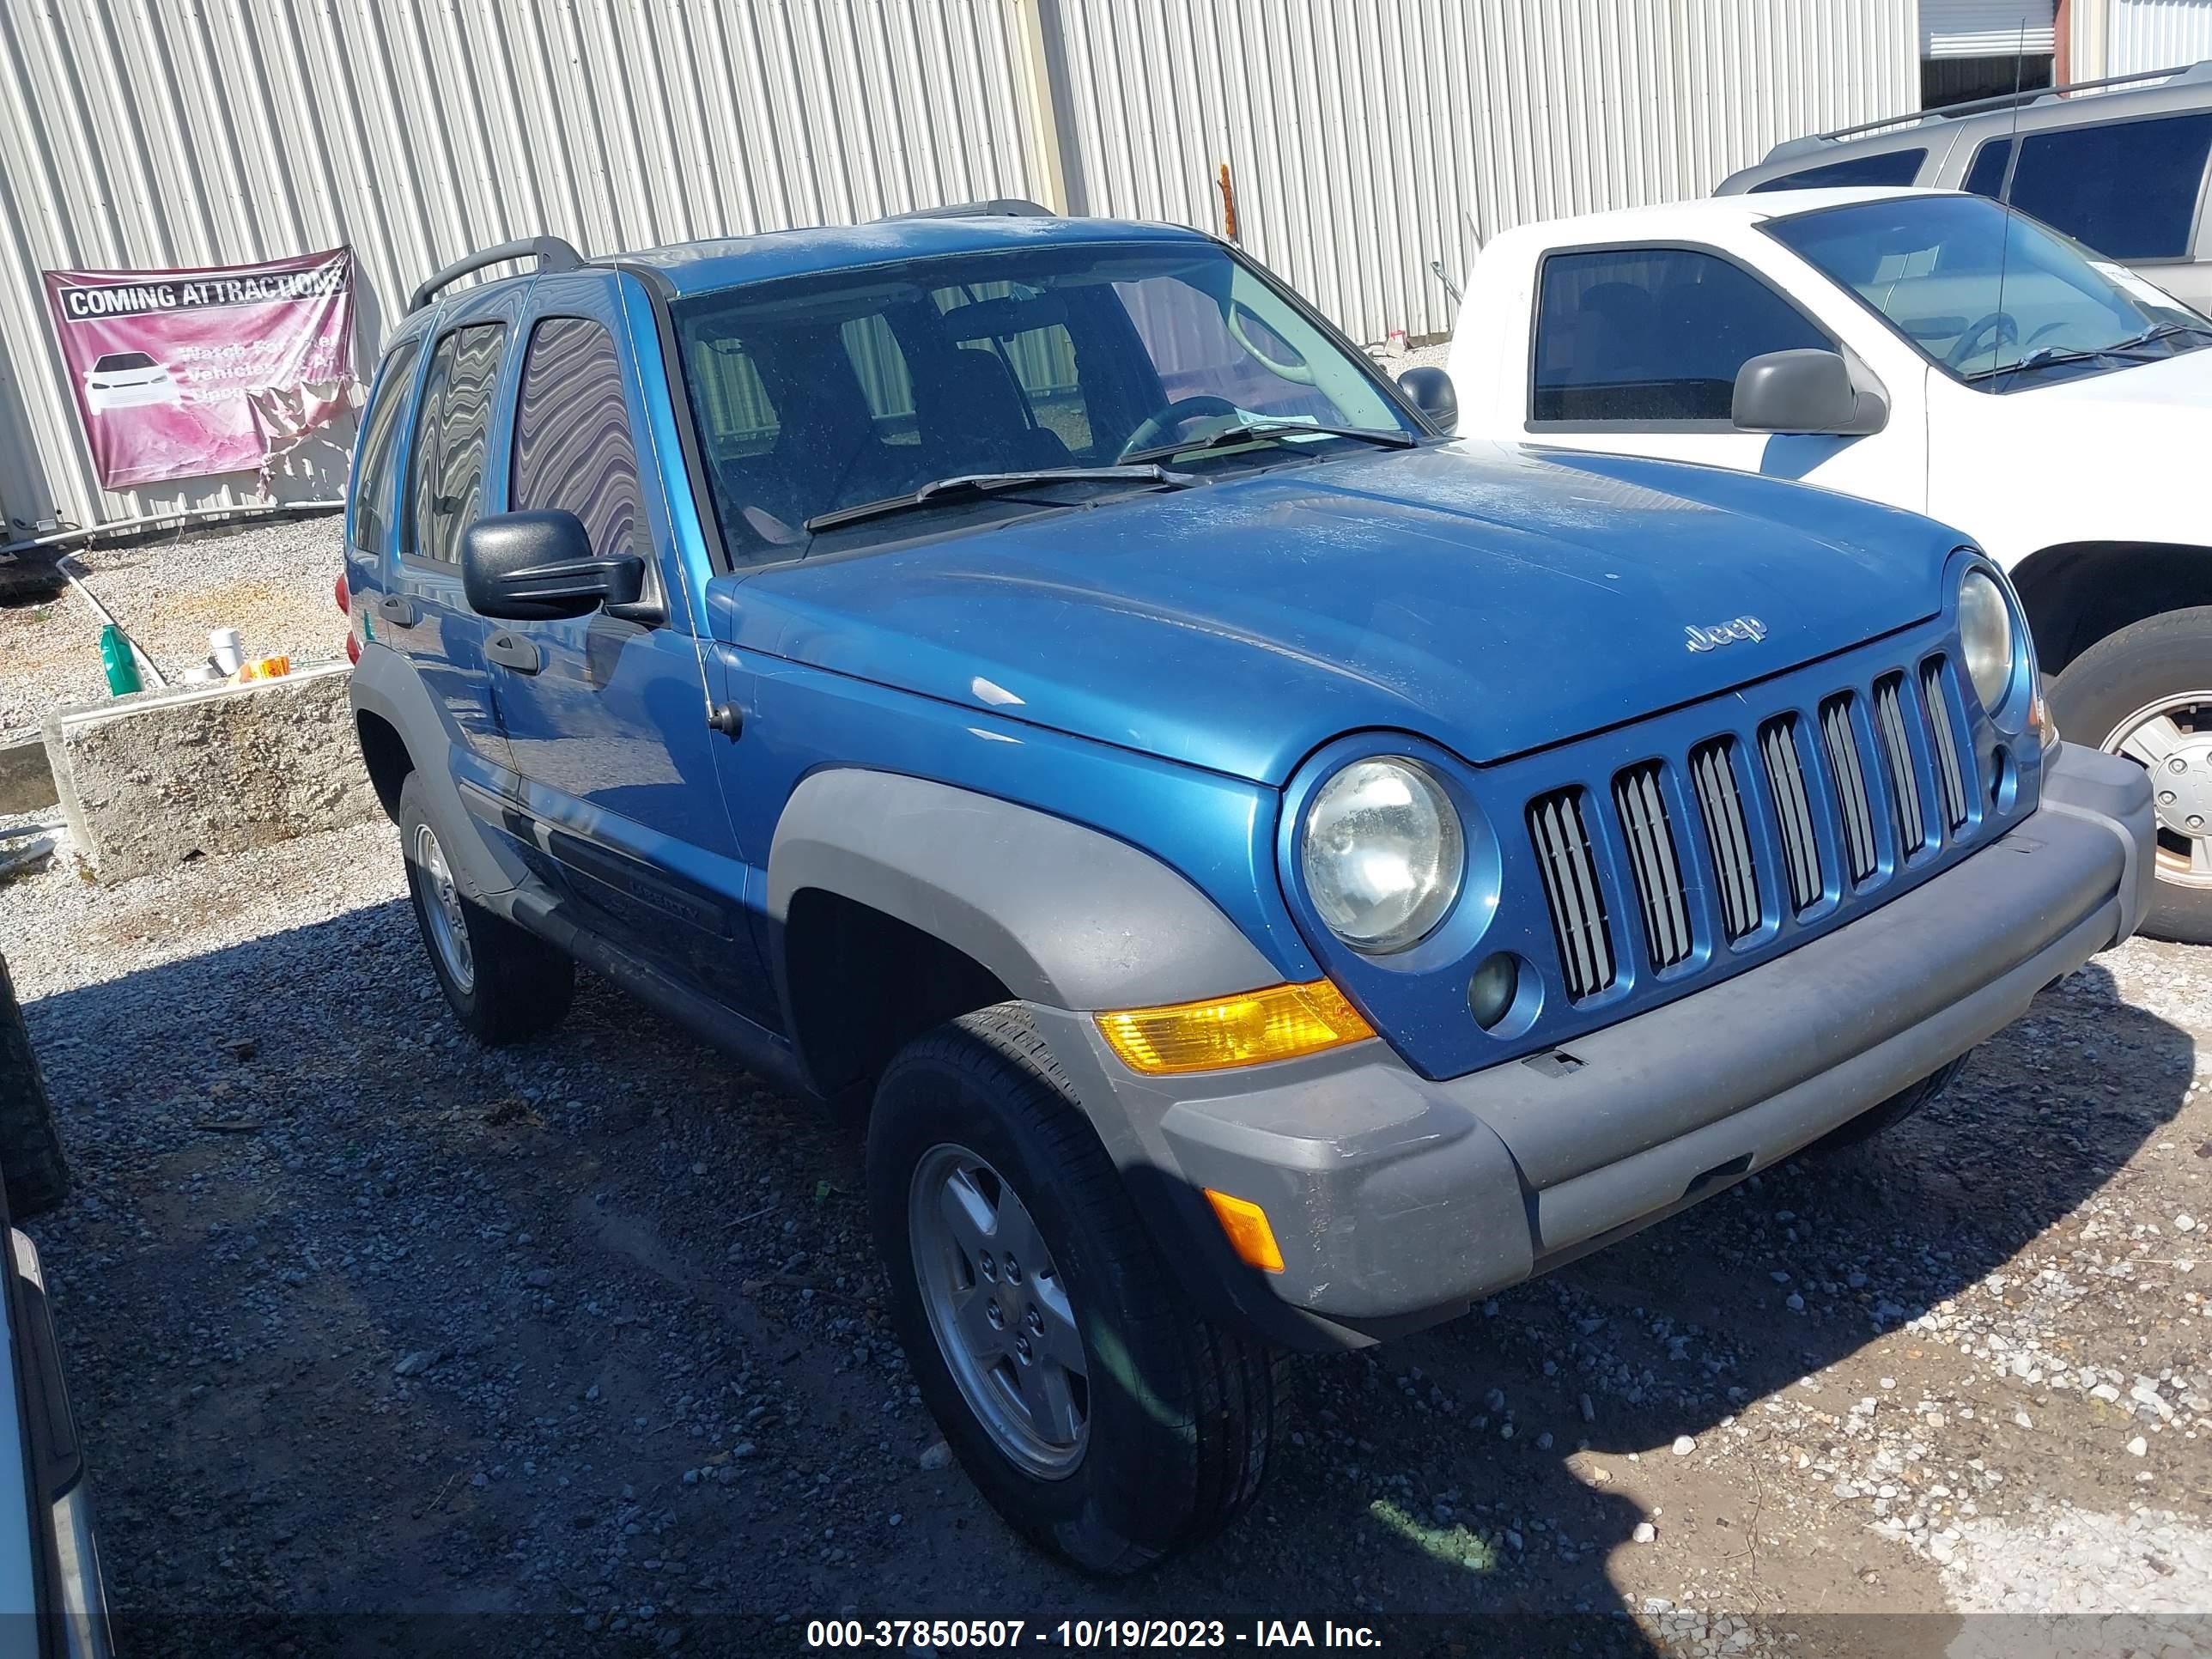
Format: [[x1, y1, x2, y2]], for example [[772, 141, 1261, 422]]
[[2049, 606, 2212, 943], [867, 1006, 1280, 1575], [398, 773, 574, 1045], [1807, 1055, 1970, 1156]]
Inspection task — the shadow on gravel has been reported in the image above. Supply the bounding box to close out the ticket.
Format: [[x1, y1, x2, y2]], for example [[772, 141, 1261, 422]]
[[20, 896, 2189, 1659]]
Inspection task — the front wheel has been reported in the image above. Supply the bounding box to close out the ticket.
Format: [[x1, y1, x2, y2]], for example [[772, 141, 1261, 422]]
[[867, 1007, 1281, 1575], [2048, 606, 2212, 943]]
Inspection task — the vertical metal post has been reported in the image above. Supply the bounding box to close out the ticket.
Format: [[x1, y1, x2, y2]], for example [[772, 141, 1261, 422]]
[[1011, 0, 1071, 214]]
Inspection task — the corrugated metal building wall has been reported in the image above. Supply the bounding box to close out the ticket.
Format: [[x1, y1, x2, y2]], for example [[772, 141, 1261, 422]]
[[2106, 0, 2212, 71], [0, 0, 1914, 541]]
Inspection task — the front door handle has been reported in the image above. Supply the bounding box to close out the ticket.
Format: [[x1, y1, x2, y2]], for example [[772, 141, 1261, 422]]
[[374, 593, 417, 628], [485, 631, 542, 675]]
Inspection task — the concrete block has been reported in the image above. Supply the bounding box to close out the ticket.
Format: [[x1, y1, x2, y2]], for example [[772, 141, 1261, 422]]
[[42, 661, 375, 884], [0, 729, 58, 816]]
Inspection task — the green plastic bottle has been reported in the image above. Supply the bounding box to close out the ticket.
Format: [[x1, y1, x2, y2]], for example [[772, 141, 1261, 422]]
[[97, 623, 142, 696]]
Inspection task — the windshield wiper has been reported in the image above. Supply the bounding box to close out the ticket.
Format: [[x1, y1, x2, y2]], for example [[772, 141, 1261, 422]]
[[1120, 421, 1418, 465], [1970, 319, 2212, 382], [803, 465, 1196, 533]]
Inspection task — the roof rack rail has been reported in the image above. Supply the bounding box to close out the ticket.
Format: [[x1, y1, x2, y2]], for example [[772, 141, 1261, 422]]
[[1767, 60, 2212, 159], [406, 235, 586, 313], [882, 198, 1053, 222]]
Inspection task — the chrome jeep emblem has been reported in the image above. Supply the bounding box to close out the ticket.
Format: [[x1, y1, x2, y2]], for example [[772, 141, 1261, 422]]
[[1685, 616, 1768, 653]]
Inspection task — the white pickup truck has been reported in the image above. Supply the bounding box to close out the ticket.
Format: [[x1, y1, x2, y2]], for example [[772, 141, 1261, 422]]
[[1429, 185, 2212, 940]]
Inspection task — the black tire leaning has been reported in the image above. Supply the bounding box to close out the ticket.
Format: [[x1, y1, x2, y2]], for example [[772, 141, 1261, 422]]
[[867, 1006, 1281, 1576], [397, 772, 574, 1045], [0, 953, 70, 1221], [1807, 1054, 1970, 1156], [2047, 605, 2212, 944]]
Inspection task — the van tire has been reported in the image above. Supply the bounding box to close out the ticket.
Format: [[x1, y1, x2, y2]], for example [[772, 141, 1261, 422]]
[[1807, 1055, 1969, 1156], [867, 1006, 1281, 1575], [0, 955, 70, 1221], [398, 773, 574, 1045], [2049, 606, 2212, 943]]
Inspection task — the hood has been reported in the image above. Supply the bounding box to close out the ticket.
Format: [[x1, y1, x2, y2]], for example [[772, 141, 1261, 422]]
[[719, 441, 1954, 784], [2014, 342, 2212, 411]]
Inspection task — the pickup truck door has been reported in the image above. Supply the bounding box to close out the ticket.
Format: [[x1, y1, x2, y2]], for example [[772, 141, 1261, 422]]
[[476, 274, 780, 1031], [1470, 236, 1929, 516]]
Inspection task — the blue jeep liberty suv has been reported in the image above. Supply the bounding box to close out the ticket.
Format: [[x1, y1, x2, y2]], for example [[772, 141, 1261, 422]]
[[343, 204, 2154, 1573]]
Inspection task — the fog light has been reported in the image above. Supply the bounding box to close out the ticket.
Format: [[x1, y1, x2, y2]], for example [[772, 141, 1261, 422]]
[[1468, 953, 1519, 1030]]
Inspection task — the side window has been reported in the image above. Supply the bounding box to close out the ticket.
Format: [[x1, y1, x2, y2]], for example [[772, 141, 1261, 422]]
[[1747, 147, 1927, 193], [1531, 246, 1828, 423], [350, 338, 420, 554], [406, 322, 506, 564], [1962, 137, 2014, 202], [1974, 115, 2212, 259], [839, 313, 920, 445], [511, 318, 643, 561]]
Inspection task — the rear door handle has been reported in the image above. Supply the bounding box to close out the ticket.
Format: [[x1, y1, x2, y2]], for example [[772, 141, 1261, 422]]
[[485, 630, 542, 675], [374, 593, 417, 628]]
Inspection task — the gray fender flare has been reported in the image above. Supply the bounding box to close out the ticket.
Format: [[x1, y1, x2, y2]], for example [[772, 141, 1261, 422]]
[[766, 769, 1282, 1011], [347, 641, 526, 902]]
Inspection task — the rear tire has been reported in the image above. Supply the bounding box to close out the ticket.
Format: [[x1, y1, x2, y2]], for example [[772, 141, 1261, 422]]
[[1808, 1055, 1969, 1156], [398, 773, 574, 1045], [2048, 607, 2212, 944], [867, 1006, 1280, 1575], [0, 954, 69, 1221]]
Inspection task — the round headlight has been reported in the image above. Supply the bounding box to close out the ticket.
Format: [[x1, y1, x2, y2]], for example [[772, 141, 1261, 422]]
[[1302, 757, 1464, 953], [1959, 568, 2017, 716]]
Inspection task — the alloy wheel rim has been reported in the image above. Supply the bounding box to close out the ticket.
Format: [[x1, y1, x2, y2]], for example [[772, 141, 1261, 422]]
[[908, 1142, 1089, 1478], [2105, 691, 2212, 890], [411, 823, 477, 992]]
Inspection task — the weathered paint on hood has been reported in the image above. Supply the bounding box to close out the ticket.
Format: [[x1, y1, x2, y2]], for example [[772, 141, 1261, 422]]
[[714, 440, 1957, 784]]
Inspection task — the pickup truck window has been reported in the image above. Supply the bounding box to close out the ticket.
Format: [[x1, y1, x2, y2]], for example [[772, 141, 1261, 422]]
[[673, 241, 1417, 559], [1530, 246, 1826, 423], [1961, 114, 2212, 262], [1747, 148, 1926, 193], [1767, 192, 2212, 386]]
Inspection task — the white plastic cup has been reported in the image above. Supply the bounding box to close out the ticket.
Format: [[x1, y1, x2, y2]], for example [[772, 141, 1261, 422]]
[[209, 628, 244, 676]]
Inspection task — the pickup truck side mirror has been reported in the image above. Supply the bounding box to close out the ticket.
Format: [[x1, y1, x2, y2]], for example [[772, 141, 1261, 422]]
[[460, 509, 646, 622], [1732, 349, 1887, 437], [1396, 366, 1458, 434]]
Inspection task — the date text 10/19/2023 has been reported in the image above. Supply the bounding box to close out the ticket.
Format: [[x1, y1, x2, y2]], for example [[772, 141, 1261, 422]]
[[805, 1619, 1384, 1649]]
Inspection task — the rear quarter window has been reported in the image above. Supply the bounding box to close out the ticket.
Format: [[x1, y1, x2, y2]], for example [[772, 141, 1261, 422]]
[[351, 340, 421, 555], [1747, 147, 1928, 193]]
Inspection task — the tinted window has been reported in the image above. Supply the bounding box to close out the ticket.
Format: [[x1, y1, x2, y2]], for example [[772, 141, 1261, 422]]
[[1531, 247, 1827, 422], [351, 341, 420, 554], [1968, 114, 2212, 258], [1747, 148, 1927, 193], [93, 350, 157, 372], [406, 323, 505, 565], [511, 319, 642, 561]]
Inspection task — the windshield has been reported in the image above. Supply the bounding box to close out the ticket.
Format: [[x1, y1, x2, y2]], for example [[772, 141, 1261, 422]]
[[671, 240, 1419, 558], [1765, 193, 2211, 385]]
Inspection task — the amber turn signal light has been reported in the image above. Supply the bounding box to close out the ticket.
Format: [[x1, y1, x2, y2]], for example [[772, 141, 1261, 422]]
[[1094, 979, 1375, 1075], [1203, 1188, 1285, 1273]]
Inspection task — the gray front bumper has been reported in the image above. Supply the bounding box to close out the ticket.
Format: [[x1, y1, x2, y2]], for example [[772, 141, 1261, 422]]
[[1037, 742, 2154, 1352]]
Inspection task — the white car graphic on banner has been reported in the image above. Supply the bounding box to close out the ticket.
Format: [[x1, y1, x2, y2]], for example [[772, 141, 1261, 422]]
[[82, 350, 179, 414]]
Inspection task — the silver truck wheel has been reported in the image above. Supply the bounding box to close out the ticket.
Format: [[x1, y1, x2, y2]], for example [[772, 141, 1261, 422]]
[[909, 1142, 1089, 1478], [2105, 692, 2212, 889]]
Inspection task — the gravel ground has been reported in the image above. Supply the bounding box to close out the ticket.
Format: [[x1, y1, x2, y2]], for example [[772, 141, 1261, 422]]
[[0, 514, 345, 732], [1, 813, 2205, 1658]]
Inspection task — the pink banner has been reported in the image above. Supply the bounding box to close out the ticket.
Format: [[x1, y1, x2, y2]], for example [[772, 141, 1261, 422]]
[[43, 247, 356, 490]]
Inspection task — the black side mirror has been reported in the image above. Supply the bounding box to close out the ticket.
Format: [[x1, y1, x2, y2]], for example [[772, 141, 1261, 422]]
[[1732, 349, 1887, 437], [460, 510, 646, 622], [1396, 365, 1458, 434]]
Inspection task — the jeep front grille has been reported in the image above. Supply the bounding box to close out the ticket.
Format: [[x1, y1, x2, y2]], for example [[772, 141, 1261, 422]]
[[1612, 762, 1692, 969], [1528, 787, 1615, 1000], [1760, 714, 1823, 914], [1873, 672, 1928, 854], [1523, 657, 1978, 1000]]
